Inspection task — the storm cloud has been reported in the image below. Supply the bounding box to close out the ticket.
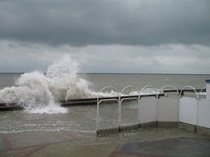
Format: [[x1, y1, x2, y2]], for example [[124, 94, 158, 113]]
[[1, 0, 210, 46], [0, 0, 210, 73], [1, 41, 210, 74]]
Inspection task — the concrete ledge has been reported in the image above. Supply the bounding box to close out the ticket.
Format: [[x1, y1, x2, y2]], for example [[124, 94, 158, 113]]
[[157, 122, 178, 128], [140, 122, 157, 128], [120, 124, 140, 132], [96, 127, 119, 136], [197, 126, 210, 136], [178, 122, 196, 132]]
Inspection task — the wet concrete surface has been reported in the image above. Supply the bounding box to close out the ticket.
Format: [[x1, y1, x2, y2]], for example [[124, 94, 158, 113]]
[[0, 127, 210, 157], [111, 137, 210, 157]]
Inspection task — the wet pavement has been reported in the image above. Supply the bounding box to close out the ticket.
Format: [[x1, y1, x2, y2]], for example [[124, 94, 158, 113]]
[[0, 127, 210, 157], [111, 137, 210, 157]]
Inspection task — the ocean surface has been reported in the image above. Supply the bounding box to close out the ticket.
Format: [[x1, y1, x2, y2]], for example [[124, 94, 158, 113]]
[[0, 72, 210, 133], [85, 73, 210, 90], [1, 73, 210, 90]]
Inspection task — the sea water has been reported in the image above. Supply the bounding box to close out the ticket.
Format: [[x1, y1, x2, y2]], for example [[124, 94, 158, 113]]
[[0, 56, 210, 133], [0, 56, 97, 114]]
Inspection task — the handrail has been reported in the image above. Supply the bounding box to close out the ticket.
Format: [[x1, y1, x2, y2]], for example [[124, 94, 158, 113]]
[[96, 86, 119, 130], [97, 85, 119, 102], [139, 85, 154, 94], [98, 86, 119, 97], [120, 85, 135, 95], [139, 85, 155, 99], [120, 85, 140, 101], [157, 85, 179, 98], [158, 85, 179, 94], [180, 86, 198, 99], [199, 86, 206, 93], [96, 84, 203, 133]]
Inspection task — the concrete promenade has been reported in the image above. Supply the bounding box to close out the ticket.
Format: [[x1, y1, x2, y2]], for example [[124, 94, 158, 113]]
[[1, 127, 210, 157]]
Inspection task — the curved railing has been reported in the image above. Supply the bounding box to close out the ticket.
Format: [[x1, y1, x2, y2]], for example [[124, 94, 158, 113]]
[[199, 86, 206, 94], [139, 85, 154, 95], [180, 86, 199, 99], [157, 85, 179, 98], [96, 86, 119, 130], [119, 86, 140, 126], [96, 84, 206, 135]]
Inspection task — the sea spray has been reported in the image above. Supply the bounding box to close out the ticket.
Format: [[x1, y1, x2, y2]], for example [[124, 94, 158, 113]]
[[0, 55, 134, 114], [0, 55, 97, 114], [46, 55, 96, 100], [18, 71, 67, 114], [0, 71, 68, 114]]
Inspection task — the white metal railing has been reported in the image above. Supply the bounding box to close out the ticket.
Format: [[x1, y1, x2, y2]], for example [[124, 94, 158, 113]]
[[96, 85, 155, 131], [157, 85, 179, 95], [119, 86, 139, 126], [156, 85, 180, 123], [179, 86, 199, 127], [96, 84, 207, 134], [180, 86, 199, 99], [96, 86, 119, 130]]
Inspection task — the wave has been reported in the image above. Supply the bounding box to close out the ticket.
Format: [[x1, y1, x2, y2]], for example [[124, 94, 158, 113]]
[[0, 55, 158, 114], [0, 55, 97, 114]]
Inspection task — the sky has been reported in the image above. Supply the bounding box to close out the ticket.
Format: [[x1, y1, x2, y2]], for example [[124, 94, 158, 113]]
[[0, 0, 210, 74]]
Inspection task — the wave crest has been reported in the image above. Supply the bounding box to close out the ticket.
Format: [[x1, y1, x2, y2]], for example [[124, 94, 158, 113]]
[[0, 55, 95, 114]]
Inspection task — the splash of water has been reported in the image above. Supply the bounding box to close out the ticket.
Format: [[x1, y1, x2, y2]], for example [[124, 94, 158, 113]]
[[0, 55, 96, 114], [0, 55, 157, 114]]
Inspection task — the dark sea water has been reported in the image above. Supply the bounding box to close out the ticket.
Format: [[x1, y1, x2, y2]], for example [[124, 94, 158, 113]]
[[1, 73, 209, 90], [85, 73, 210, 90], [0, 73, 210, 133]]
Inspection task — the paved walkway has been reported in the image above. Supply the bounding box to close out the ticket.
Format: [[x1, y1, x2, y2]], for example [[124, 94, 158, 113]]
[[0, 128, 210, 157]]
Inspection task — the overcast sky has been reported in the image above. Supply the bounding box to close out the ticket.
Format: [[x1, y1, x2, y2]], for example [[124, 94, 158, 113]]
[[0, 0, 210, 74]]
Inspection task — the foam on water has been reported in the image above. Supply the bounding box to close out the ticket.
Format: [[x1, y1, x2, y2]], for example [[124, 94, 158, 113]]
[[0, 55, 159, 114], [0, 55, 97, 114]]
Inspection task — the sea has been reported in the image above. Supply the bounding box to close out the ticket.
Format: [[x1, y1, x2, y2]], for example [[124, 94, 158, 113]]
[[0, 56, 210, 133]]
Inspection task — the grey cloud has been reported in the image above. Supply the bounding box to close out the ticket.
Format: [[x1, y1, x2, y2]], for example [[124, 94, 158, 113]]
[[0, 40, 210, 73], [0, 0, 210, 46]]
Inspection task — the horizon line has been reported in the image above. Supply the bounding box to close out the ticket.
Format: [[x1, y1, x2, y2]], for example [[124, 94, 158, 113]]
[[0, 72, 210, 75]]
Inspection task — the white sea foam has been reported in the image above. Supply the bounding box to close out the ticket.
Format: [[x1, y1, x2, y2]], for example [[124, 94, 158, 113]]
[[0, 55, 158, 114], [0, 55, 97, 114]]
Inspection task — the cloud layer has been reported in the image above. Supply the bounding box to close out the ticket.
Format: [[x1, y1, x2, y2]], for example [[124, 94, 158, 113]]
[[1, 0, 210, 46], [0, 0, 210, 73], [1, 41, 210, 74]]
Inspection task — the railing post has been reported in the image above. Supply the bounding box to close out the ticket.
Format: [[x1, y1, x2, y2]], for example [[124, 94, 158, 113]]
[[156, 85, 179, 123], [118, 97, 121, 127], [120, 85, 139, 127], [96, 97, 99, 131], [179, 86, 199, 127], [138, 98, 141, 124], [96, 86, 119, 132]]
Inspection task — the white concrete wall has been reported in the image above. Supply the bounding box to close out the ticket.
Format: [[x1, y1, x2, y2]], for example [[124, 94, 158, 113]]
[[157, 95, 179, 122], [198, 99, 210, 128], [140, 97, 157, 123], [179, 97, 197, 125]]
